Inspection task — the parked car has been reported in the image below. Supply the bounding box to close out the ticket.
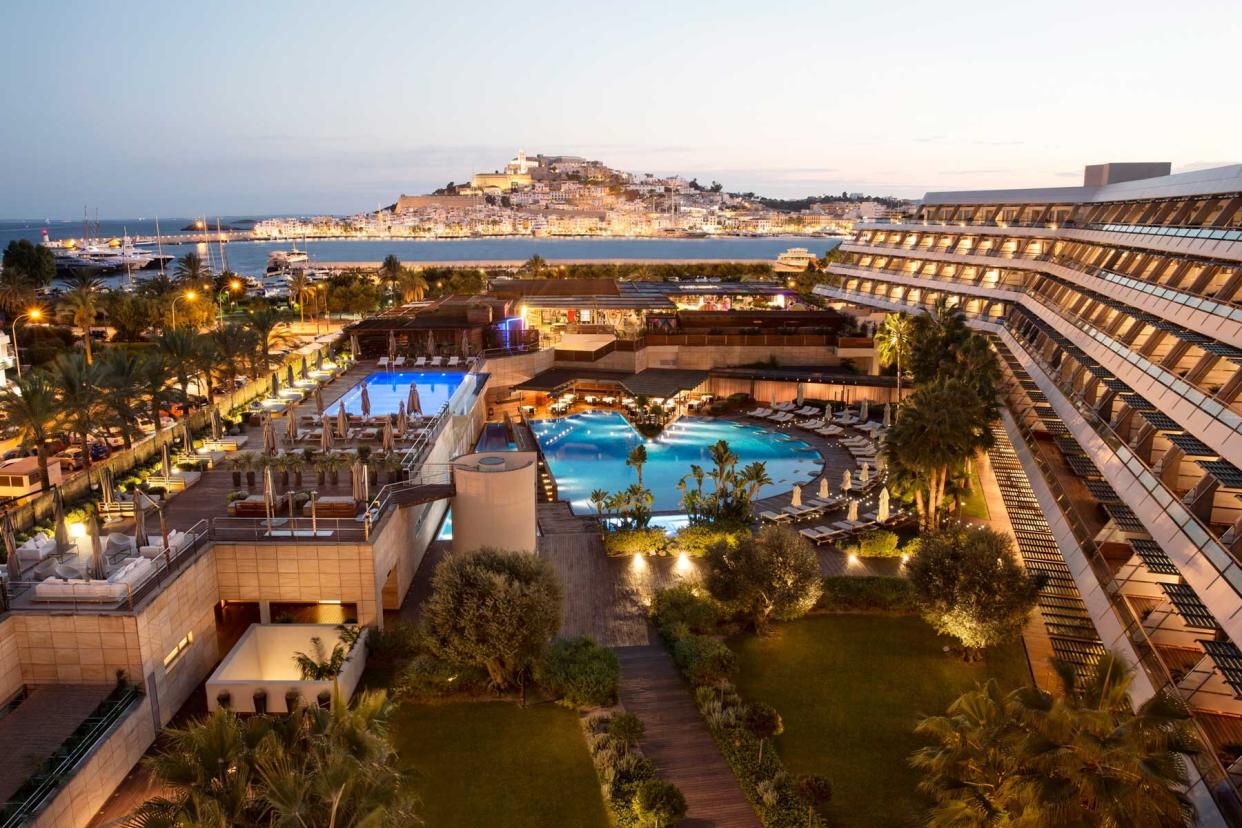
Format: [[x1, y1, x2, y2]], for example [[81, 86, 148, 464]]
[[55, 447, 86, 471]]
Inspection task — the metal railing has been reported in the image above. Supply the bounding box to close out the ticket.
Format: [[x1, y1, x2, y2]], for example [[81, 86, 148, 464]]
[[0, 682, 142, 828], [3, 520, 210, 613]]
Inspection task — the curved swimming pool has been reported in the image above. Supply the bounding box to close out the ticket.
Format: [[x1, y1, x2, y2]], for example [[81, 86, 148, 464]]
[[529, 411, 823, 515]]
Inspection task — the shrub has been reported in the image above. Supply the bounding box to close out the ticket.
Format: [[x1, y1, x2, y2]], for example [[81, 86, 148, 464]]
[[671, 636, 737, 687], [670, 523, 749, 557], [705, 525, 821, 632], [817, 576, 918, 612], [395, 654, 488, 698], [634, 779, 688, 827], [536, 636, 620, 708], [583, 712, 663, 828], [651, 585, 722, 639], [603, 527, 670, 557], [841, 529, 901, 558]]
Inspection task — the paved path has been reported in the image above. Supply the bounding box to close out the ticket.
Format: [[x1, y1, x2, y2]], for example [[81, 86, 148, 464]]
[[616, 645, 760, 827]]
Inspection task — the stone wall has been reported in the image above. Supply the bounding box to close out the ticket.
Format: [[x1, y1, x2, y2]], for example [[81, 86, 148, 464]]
[[212, 541, 379, 626], [0, 615, 22, 702]]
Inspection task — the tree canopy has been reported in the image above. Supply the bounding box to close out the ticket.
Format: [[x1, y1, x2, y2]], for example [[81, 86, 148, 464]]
[[705, 525, 821, 632]]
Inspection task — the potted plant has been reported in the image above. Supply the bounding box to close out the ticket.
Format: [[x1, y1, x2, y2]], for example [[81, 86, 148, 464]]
[[292, 491, 311, 516], [284, 688, 301, 712], [226, 454, 246, 488], [238, 451, 258, 488], [253, 688, 268, 714], [298, 448, 316, 487], [356, 445, 372, 465], [325, 452, 346, 486], [275, 454, 291, 488], [314, 453, 327, 486], [216, 690, 232, 710]]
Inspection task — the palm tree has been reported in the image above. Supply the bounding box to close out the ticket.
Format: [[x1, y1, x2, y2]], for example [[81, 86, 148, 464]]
[[0, 371, 60, 488], [102, 292, 153, 342], [209, 324, 257, 394], [0, 269, 37, 315], [736, 461, 772, 508], [875, 311, 914, 400], [57, 274, 103, 363], [50, 353, 105, 471], [96, 348, 145, 449], [397, 267, 429, 302], [287, 271, 314, 323], [523, 254, 547, 276], [589, 488, 609, 519], [292, 626, 360, 681], [155, 328, 203, 403], [912, 652, 1199, 827], [626, 444, 648, 489], [246, 304, 292, 371], [135, 352, 174, 434], [379, 254, 402, 299], [173, 251, 212, 286]]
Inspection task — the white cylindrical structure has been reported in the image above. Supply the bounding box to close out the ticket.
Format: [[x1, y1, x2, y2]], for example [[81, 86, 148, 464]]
[[451, 451, 538, 554]]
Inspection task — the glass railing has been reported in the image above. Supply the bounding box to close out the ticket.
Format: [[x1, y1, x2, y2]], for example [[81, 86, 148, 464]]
[[1000, 325, 1242, 584], [1022, 291, 1242, 437], [1091, 222, 1242, 243]]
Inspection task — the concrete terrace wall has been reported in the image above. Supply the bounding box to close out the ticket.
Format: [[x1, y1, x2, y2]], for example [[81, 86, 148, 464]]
[[643, 343, 842, 370], [0, 615, 23, 702], [212, 541, 379, 625], [11, 612, 143, 686], [31, 695, 154, 828]]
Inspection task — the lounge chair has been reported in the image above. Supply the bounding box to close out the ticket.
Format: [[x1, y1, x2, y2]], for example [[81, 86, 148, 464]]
[[773, 402, 796, 412], [795, 406, 820, 417], [768, 412, 793, 423], [758, 510, 791, 523], [782, 504, 816, 520], [377, 357, 390, 369], [430, 356, 443, 367], [393, 356, 406, 367], [746, 407, 771, 418], [447, 355, 460, 367], [414, 356, 427, 367]]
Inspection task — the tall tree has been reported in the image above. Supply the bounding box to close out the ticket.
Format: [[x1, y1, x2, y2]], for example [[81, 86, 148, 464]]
[[135, 352, 174, 433], [0, 371, 60, 488], [874, 311, 914, 399], [626, 444, 648, 489], [397, 267, 429, 302], [2, 239, 55, 285], [705, 525, 821, 633], [379, 254, 402, 298], [245, 304, 292, 371], [96, 348, 146, 449], [173, 251, 212, 287], [421, 547, 563, 689], [155, 328, 203, 402], [912, 653, 1199, 827], [102, 292, 153, 342], [0, 269, 38, 315], [57, 274, 103, 363], [907, 526, 1040, 655], [50, 352, 105, 471]]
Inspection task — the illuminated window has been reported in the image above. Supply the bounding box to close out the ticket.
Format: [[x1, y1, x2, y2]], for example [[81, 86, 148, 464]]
[[163, 631, 194, 671]]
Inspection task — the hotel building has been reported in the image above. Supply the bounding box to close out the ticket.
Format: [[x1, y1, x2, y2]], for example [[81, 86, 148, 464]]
[[816, 162, 1242, 825]]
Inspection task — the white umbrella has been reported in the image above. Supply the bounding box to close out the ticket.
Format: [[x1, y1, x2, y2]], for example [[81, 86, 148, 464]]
[[300, 356, 309, 380], [460, 329, 469, 356], [425, 330, 435, 356], [88, 514, 106, 580], [3, 512, 23, 581], [388, 330, 397, 362], [286, 364, 295, 390], [842, 469, 852, 493], [818, 477, 830, 500], [262, 415, 277, 455], [848, 499, 859, 522], [132, 492, 148, 552], [382, 420, 394, 453], [790, 484, 801, 508], [795, 383, 804, 407], [882, 402, 892, 428], [396, 401, 408, 435], [408, 384, 422, 415], [98, 466, 115, 506], [860, 462, 871, 484], [263, 465, 275, 536], [336, 402, 349, 439], [860, 399, 870, 422], [320, 416, 333, 452], [316, 350, 325, 372], [350, 460, 363, 502], [314, 385, 325, 414], [161, 443, 172, 478], [53, 487, 69, 553], [286, 410, 298, 444], [769, 391, 776, 407], [360, 384, 371, 418], [270, 372, 280, 398], [211, 407, 223, 441], [878, 488, 890, 523], [349, 334, 359, 359]]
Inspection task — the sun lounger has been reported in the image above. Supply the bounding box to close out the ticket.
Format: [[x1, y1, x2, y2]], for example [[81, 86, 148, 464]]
[[447, 355, 460, 367], [414, 356, 427, 367], [805, 496, 846, 511], [768, 412, 793, 423], [782, 504, 815, 519], [377, 357, 390, 369], [797, 419, 825, 430], [393, 356, 406, 367], [430, 356, 443, 367], [746, 407, 771, 418], [758, 510, 791, 523], [794, 406, 820, 417], [773, 402, 796, 412]]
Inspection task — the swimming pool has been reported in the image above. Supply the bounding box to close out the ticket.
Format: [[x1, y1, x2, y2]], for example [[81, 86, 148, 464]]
[[529, 411, 823, 515], [336, 371, 466, 416]]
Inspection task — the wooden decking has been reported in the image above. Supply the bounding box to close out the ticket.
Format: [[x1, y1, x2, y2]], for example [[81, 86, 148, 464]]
[[616, 645, 760, 827]]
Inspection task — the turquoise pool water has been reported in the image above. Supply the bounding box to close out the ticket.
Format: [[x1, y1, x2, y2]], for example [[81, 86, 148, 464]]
[[336, 371, 466, 416], [530, 411, 822, 515]]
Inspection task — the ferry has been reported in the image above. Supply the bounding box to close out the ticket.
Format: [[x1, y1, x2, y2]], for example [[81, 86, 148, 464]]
[[773, 246, 819, 273]]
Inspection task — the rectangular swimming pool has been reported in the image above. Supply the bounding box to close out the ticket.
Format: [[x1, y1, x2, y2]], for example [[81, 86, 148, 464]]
[[336, 371, 466, 416]]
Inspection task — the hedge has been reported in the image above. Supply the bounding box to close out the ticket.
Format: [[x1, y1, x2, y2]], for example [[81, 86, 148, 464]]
[[603, 527, 670, 557], [815, 576, 917, 613]]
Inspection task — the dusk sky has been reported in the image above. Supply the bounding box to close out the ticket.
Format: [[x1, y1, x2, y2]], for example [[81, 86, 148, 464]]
[[3, 0, 1238, 217]]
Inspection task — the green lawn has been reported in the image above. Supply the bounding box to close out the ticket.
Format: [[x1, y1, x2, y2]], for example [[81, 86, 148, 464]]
[[958, 468, 990, 520], [730, 614, 1030, 827], [393, 700, 609, 828]]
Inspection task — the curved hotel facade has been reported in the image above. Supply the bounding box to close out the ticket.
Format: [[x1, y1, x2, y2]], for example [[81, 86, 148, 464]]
[[816, 162, 1242, 824]]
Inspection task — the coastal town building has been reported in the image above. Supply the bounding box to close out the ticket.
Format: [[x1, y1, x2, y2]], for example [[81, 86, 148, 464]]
[[816, 162, 1242, 824]]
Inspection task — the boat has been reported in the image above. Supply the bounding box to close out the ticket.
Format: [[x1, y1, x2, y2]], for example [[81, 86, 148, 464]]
[[773, 246, 818, 273], [266, 245, 309, 274], [41, 230, 156, 273]]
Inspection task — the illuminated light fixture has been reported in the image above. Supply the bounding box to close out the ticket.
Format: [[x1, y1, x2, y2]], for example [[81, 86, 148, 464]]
[[28, 309, 41, 320], [675, 552, 692, 575], [631, 553, 647, 572], [69, 521, 86, 539], [847, 553, 859, 564], [318, 599, 342, 605]]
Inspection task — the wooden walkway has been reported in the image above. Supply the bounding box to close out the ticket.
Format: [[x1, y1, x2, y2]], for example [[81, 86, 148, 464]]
[[616, 645, 760, 827]]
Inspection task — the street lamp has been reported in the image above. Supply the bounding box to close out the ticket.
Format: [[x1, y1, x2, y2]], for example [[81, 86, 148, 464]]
[[11, 308, 42, 379], [171, 291, 197, 329]]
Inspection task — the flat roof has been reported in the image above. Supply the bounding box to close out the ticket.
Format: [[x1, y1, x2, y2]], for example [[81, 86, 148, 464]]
[[513, 368, 709, 397], [921, 163, 1242, 206], [710, 366, 899, 387]]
